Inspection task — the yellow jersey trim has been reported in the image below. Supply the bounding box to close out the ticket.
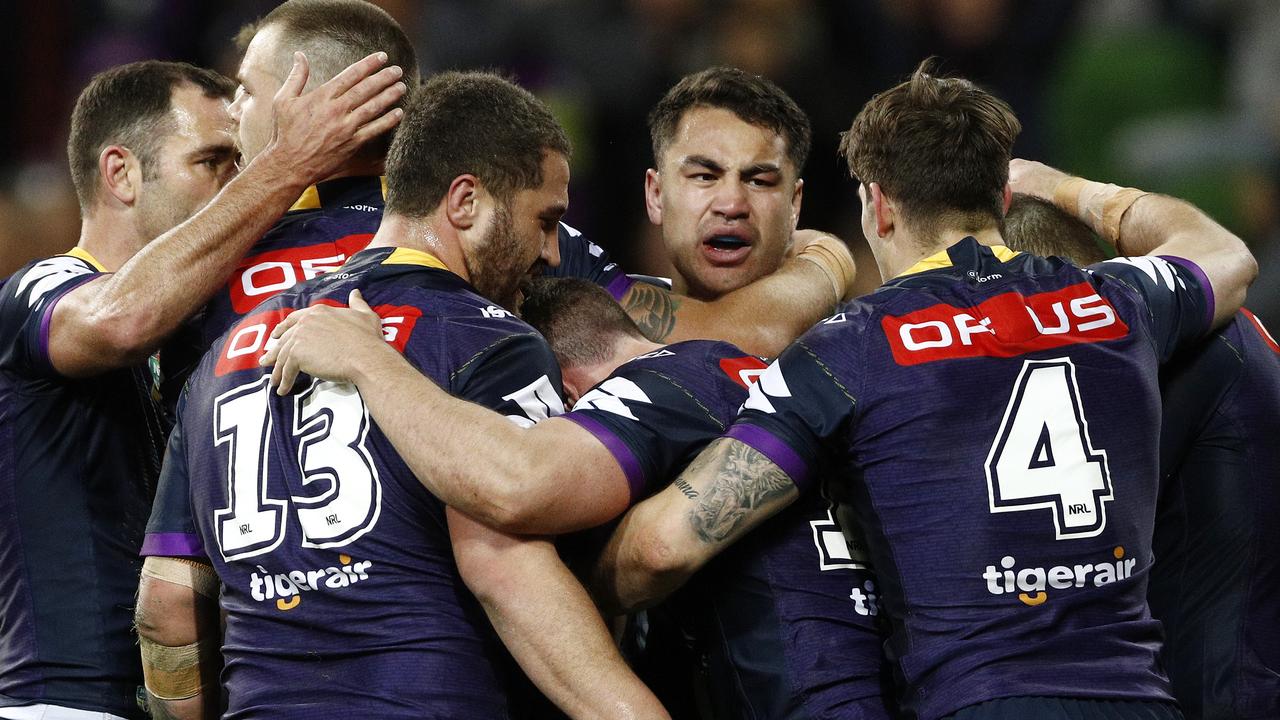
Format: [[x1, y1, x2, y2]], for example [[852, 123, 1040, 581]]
[[64, 246, 106, 272], [898, 244, 1021, 278], [383, 247, 448, 271], [288, 176, 388, 212]]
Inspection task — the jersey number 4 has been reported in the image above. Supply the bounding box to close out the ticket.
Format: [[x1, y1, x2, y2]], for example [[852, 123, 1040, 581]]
[[212, 376, 382, 561], [985, 358, 1113, 539]]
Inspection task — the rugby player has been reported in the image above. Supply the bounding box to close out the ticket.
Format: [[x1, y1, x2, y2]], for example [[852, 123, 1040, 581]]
[[546, 65, 859, 357], [159, 0, 420, 405], [263, 68, 890, 720], [1003, 190, 1280, 720], [136, 72, 667, 719], [0, 53, 402, 720], [590, 61, 1256, 720]]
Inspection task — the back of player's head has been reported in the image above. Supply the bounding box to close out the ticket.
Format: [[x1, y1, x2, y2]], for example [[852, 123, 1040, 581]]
[[520, 277, 647, 370], [68, 60, 235, 214], [840, 59, 1021, 240], [1003, 193, 1108, 265], [384, 71, 571, 217], [649, 66, 811, 174], [241, 0, 419, 159]]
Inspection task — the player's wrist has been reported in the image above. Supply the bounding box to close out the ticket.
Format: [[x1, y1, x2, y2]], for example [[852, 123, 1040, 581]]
[[796, 236, 857, 304], [1050, 175, 1150, 252], [347, 337, 404, 388]]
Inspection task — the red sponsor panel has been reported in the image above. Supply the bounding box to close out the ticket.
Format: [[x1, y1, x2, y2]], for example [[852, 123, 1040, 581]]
[[215, 307, 296, 376], [720, 355, 768, 389], [1241, 308, 1280, 355], [227, 234, 374, 313], [882, 282, 1129, 366], [214, 299, 424, 377]]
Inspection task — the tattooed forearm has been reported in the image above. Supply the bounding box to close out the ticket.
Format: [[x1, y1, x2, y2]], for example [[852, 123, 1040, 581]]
[[685, 439, 794, 544], [622, 283, 680, 342]]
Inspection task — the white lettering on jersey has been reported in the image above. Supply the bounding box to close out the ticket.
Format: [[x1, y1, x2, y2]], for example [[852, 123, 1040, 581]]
[[16, 256, 95, 307], [502, 375, 564, 427], [822, 312, 848, 325], [575, 376, 652, 421], [481, 305, 513, 319], [1102, 256, 1184, 292], [631, 348, 675, 361], [810, 508, 869, 570], [742, 360, 792, 414]]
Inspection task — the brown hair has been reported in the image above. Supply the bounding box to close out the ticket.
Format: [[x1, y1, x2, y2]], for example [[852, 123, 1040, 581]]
[[1003, 193, 1108, 265], [649, 66, 811, 174], [67, 61, 234, 213], [240, 0, 419, 159], [520, 278, 646, 369], [840, 59, 1021, 241], [384, 71, 571, 217]]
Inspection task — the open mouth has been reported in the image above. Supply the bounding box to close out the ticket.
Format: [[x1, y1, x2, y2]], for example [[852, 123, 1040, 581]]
[[701, 233, 754, 266]]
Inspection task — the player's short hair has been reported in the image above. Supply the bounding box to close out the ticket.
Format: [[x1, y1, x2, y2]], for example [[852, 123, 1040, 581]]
[[1003, 193, 1108, 265], [840, 59, 1021, 242], [67, 61, 234, 213], [520, 277, 647, 370], [384, 71, 571, 217], [649, 66, 811, 174], [239, 0, 419, 160]]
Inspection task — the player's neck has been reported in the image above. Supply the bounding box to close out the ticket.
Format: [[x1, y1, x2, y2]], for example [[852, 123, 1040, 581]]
[[367, 213, 470, 281], [878, 226, 1006, 279], [566, 335, 665, 402], [75, 211, 148, 272], [318, 158, 384, 183]]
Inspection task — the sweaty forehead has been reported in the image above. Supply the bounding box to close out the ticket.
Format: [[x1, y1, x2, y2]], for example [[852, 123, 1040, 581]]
[[167, 86, 235, 142], [665, 106, 792, 173], [239, 24, 290, 85]]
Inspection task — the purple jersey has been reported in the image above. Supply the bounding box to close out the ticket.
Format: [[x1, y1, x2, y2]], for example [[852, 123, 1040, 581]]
[[0, 249, 162, 718], [159, 177, 385, 410], [144, 246, 564, 719], [1151, 309, 1280, 719], [729, 239, 1211, 720], [565, 342, 892, 718]]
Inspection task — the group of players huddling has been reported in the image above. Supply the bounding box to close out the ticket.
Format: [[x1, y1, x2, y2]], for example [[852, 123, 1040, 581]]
[[0, 1, 1274, 719]]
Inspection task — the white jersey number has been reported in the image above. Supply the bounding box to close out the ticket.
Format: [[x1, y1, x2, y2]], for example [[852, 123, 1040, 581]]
[[213, 376, 382, 561], [985, 358, 1113, 539]]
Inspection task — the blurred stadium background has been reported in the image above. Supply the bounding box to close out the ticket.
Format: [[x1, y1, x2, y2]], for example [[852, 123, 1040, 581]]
[[2, 0, 1277, 318]]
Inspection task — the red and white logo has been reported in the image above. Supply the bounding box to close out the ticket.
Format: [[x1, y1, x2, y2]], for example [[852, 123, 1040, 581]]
[[227, 234, 374, 314], [719, 355, 768, 389], [215, 298, 422, 376], [882, 282, 1129, 366]]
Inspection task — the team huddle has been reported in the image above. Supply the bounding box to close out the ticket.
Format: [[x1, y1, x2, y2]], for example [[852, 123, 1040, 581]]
[[0, 1, 1275, 720]]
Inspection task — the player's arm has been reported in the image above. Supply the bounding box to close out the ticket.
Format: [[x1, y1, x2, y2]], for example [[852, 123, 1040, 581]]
[[591, 436, 799, 615], [620, 230, 856, 357], [135, 557, 221, 720], [448, 510, 670, 720], [1009, 159, 1256, 328], [48, 52, 407, 378], [263, 290, 633, 534]]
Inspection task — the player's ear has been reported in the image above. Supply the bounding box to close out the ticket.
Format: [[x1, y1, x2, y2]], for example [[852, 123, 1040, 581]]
[[1001, 183, 1013, 215], [644, 168, 662, 226], [869, 182, 894, 238], [790, 177, 804, 230], [445, 174, 480, 231], [99, 145, 140, 207]]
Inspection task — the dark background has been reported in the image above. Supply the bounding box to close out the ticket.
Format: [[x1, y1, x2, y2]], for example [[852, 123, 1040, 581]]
[[2, 0, 1277, 311]]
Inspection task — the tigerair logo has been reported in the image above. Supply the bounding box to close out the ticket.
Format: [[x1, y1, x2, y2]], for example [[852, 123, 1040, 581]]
[[983, 546, 1136, 607], [249, 554, 373, 611]]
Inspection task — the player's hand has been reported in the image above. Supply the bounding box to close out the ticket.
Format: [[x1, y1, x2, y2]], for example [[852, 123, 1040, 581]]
[[259, 51, 407, 185], [261, 289, 387, 395], [1008, 159, 1071, 201]]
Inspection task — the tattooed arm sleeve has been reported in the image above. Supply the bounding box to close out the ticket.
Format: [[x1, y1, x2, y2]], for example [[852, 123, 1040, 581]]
[[592, 436, 799, 614]]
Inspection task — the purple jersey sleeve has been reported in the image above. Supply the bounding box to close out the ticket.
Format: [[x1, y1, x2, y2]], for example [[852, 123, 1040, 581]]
[[1088, 255, 1213, 363], [142, 406, 206, 559], [563, 367, 728, 503], [0, 255, 101, 378], [545, 223, 636, 301], [728, 325, 858, 494]]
